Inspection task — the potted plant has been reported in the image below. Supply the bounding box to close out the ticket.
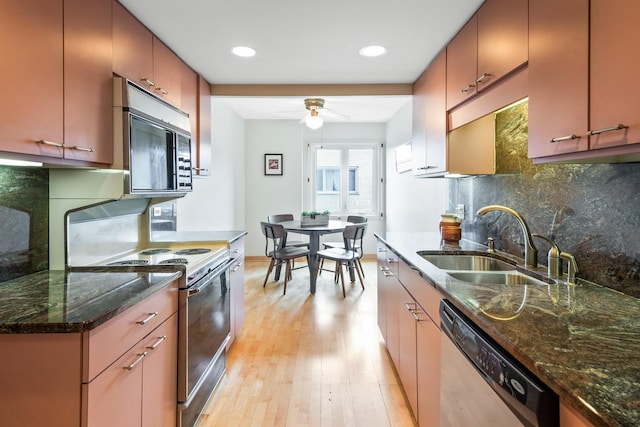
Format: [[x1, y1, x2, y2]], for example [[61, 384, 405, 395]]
[[300, 210, 330, 226]]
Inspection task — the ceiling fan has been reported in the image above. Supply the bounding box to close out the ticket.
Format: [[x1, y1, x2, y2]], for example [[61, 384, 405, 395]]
[[283, 98, 350, 129]]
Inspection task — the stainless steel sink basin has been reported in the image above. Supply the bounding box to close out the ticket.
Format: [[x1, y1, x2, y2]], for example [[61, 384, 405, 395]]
[[447, 271, 548, 286], [420, 254, 515, 271]]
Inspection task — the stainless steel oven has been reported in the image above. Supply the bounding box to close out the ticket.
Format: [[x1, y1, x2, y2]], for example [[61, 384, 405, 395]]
[[177, 251, 234, 427], [439, 299, 558, 427]]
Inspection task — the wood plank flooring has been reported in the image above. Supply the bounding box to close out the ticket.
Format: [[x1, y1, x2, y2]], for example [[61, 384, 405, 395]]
[[197, 258, 417, 427]]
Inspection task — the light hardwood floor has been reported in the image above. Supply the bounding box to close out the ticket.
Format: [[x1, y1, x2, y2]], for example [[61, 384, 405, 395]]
[[197, 257, 417, 427]]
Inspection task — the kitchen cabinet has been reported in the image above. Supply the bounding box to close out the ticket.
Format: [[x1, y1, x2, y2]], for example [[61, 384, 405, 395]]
[[560, 400, 595, 427], [229, 236, 245, 348], [0, 280, 179, 427], [194, 76, 212, 177], [0, 0, 64, 159], [112, 1, 184, 106], [412, 49, 447, 177], [64, 0, 113, 164], [446, 0, 528, 110], [377, 239, 442, 427], [529, 0, 640, 162]]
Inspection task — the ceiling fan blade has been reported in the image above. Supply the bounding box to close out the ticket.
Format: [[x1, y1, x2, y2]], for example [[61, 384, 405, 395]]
[[322, 108, 350, 120]]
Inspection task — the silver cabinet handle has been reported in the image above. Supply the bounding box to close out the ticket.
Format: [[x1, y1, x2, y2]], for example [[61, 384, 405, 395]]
[[403, 301, 416, 311], [232, 262, 242, 272], [191, 167, 209, 172], [36, 139, 64, 148], [156, 87, 169, 95], [461, 84, 475, 93], [411, 310, 428, 322], [69, 145, 94, 152], [416, 165, 439, 170], [386, 258, 397, 263], [475, 72, 491, 84], [587, 124, 628, 136], [124, 352, 147, 370], [146, 335, 167, 351], [141, 78, 155, 87], [550, 135, 580, 143], [136, 312, 158, 325]]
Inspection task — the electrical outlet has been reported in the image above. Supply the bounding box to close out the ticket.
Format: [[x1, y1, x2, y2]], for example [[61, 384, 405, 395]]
[[153, 207, 162, 217], [456, 204, 465, 220]]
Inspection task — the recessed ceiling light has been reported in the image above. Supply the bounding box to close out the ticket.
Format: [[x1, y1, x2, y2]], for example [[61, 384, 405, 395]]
[[359, 45, 387, 57], [231, 46, 256, 57]]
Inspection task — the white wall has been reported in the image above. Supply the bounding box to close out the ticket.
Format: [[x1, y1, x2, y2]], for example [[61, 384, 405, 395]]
[[384, 102, 448, 232], [177, 100, 245, 230]]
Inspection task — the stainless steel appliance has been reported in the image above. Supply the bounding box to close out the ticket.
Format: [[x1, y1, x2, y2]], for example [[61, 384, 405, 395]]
[[113, 76, 193, 197], [177, 250, 234, 427], [439, 299, 558, 427]]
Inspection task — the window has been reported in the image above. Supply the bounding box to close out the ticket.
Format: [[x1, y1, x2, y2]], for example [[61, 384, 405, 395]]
[[306, 140, 382, 216]]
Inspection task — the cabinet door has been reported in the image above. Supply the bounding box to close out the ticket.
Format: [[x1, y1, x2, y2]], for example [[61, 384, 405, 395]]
[[397, 286, 418, 418], [195, 76, 212, 177], [152, 38, 183, 106], [112, 0, 154, 91], [416, 310, 441, 427], [589, 0, 640, 149], [142, 313, 178, 427], [476, 0, 528, 91], [528, 0, 588, 159], [376, 243, 389, 340], [0, 0, 64, 158], [64, 0, 113, 164], [85, 345, 144, 427], [446, 14, 478, 110], [229, 238, 245, 347]]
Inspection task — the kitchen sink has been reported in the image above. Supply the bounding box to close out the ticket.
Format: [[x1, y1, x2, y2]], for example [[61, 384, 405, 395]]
[[419, 253, 515, 271], [446, 271, 548, 286]]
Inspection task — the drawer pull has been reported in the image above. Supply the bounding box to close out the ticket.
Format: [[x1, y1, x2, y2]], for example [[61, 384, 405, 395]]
[[550, 134, 579, 143], [69, 145, 94, 152], [156, 87, 169, 95], [141, 78, 155, 87], [232, 262, 242, 272], [403, 301, 416, 311], [475, 72, 491, 84], [587, 124, 627, 136], [386, 258, 397, 263], [147, 335, 167, 351], [460, 84, 475, 93], [136, 312, 158, 325], [411, 310, 427, 322], [36, 139, 64, 148], [383, 271, 394, 277], [124, 352, 147, 370]]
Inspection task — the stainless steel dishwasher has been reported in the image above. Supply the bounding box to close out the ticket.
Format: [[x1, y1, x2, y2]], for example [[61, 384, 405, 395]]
[[439, 299, 558, 427]]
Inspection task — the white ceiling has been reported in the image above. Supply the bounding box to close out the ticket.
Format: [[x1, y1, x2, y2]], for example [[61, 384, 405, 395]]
[[118, 0, 484, 122]]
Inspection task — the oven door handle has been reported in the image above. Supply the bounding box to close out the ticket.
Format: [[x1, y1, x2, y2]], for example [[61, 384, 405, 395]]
[[187, 258, 234, 298]]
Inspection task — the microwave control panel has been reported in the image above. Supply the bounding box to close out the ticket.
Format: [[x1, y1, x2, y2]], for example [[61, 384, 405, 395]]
[[177, 135, 193, 191]]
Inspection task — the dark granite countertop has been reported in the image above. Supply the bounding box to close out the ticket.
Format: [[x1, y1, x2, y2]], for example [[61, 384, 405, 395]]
[[0, 269, 183, 334], [375, 231, 640, 427]]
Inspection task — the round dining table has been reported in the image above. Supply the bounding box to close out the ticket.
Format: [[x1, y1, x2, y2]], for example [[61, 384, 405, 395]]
[[279, 220, 353, 293]]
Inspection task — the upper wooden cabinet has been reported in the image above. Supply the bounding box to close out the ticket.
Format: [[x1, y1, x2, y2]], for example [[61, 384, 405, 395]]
[[113, 1, 183, 106], [412, 50, 447, 176], [446, 0, 528, 110], [64, 0, 113, 164], [528, 0, 640, 161], [0, 0, 64, 159], [195, 76, 212, 177]]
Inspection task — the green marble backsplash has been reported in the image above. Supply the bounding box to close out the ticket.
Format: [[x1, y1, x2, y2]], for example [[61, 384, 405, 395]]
[[454, 101, 640, 297], [0, 166, 49, 282]]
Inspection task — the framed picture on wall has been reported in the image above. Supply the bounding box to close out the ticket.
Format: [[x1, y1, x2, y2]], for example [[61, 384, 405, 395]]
[[264, 153, 283, 175]]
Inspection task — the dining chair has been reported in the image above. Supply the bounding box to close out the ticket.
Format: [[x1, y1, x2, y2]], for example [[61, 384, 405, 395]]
[[320, 215, 368, 276], [267, 214, 310, 249], [260, 221, 310, 295], [315, 222, 368, 297]]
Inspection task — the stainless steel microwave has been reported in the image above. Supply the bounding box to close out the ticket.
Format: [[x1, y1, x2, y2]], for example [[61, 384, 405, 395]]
[[113, 77, 193, 197]]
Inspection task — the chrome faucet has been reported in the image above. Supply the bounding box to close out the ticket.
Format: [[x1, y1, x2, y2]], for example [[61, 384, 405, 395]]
[[532, 234, 562, 278], [477, 205, 538, 267]]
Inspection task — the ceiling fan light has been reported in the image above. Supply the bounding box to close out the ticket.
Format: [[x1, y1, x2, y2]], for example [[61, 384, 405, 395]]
[[231, 46, 256, 57], [359, 45, 387, 57], [305, 115, 323, 129]]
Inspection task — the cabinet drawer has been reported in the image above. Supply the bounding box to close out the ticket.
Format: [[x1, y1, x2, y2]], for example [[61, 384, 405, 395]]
[[399, 260, 442, 326], [229, 237, 245, 257], [84, 281, 178, 381]]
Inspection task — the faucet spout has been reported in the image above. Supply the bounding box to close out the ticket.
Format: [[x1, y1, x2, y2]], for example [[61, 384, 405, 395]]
[[477, 205, 538, 267]]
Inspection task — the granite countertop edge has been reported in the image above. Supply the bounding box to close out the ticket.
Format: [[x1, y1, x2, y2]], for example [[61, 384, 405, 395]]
[[374, 231, 638, 427]]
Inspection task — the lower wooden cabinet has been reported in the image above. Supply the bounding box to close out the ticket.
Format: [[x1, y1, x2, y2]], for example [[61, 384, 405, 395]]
[[229, 236, 245, 348], [84, 312, 178, 427], [376, 240, 441, 426]]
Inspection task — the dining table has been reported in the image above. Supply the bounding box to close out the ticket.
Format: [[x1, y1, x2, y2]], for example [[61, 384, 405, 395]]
[[278, 219, 353, 293]]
